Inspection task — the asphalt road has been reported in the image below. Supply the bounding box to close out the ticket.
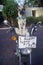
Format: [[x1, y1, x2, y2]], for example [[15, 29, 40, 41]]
[[0, 27, 43, 65]]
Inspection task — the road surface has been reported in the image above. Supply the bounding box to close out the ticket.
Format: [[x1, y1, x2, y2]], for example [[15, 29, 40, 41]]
[[0, 27, 43, 65]]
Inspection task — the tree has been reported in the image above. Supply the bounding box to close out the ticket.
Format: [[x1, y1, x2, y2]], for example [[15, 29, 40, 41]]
[[2, 0, 18, 26], [0, 0, 6, 5], [40, 0, 43, 7], [25, 0, 39, 7]]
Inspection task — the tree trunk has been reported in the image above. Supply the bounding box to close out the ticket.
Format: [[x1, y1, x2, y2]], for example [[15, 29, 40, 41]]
[[7, 17, 14, 26], [11, 18, 14, 26]]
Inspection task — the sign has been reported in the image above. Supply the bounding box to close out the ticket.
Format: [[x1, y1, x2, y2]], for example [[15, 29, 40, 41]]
[[18, 36, 37, 49]]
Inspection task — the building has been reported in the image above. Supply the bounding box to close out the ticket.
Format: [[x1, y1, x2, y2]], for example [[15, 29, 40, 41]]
[[0, 5, 4, 25], [0, 5, 3, 12], [26, 7, 43, 17]]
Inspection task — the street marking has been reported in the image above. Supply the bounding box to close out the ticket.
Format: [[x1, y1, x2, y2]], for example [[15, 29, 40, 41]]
[[0, 27, 11, 30]]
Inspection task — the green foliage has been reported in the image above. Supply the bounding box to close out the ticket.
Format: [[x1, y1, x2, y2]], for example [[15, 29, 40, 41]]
[[2, 0, 18, 27], [37, 16, 43, 24], [26, 16, 43, 26], [40, 0, 43, 7], [26, 0, 39, 7], [2, 0, 18, 19], [0, 0, 6, 5]]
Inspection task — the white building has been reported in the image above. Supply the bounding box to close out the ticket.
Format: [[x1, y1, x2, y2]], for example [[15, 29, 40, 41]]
[[0, 5, 3, 12], [25, 7, 43, 17]]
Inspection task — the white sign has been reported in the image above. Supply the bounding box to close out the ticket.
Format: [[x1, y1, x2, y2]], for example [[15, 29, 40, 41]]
[[18, 36, 37, 49]]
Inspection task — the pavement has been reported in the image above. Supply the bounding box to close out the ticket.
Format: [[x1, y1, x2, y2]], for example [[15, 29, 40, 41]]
[[0, 26, 43, 65]]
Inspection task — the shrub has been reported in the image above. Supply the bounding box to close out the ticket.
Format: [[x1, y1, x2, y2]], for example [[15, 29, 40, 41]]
[[26, 16, 43, 26]]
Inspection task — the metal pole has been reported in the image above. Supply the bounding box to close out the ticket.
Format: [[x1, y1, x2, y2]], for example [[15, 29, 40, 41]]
[[30, 52, 32, 65]]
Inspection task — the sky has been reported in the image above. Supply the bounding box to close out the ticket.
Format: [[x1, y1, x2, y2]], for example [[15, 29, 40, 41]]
[[15, 0, 25, 6]]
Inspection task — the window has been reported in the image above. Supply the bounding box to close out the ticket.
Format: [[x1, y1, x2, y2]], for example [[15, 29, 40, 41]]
[[32, 10, 36, 17]]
